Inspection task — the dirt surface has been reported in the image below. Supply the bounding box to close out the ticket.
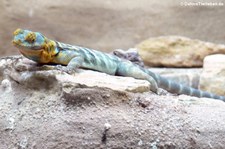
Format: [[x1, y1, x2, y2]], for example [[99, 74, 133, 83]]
[[1, 56, 225, 148]]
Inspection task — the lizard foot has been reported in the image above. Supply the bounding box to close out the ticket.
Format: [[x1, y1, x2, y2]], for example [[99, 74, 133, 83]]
[[156, 88, 169, 95], [55, 65, 75, 74]]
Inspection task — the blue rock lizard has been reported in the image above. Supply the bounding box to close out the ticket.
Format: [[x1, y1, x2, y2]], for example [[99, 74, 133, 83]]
[[12, 29, 225, 101]]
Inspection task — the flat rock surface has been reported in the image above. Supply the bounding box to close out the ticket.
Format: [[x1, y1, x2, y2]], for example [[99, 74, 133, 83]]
[[1, 56, 225, 148], [57, 70, 150, 93]]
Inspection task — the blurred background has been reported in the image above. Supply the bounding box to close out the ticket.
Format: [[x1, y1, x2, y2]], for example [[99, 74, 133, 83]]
[[1, 0, 225, 56]]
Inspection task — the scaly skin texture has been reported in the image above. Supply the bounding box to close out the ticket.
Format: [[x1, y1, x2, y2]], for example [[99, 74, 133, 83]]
[[12, 29, 225, 101]]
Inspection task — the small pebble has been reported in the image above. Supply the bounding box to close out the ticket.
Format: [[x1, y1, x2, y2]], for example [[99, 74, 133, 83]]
[[104, 123, 111, 130]]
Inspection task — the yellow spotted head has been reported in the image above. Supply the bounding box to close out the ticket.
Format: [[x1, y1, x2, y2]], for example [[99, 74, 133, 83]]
[[12, 28, 56, 63], [12, 28, 47, 50]]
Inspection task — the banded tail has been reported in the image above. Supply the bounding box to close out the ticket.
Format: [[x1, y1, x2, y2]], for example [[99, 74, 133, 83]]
[[142, 68, 225, 101]]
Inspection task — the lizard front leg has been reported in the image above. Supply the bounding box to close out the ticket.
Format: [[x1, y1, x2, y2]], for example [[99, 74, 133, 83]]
[[66, 56, 84, 73], [55, 55, 84, 74]]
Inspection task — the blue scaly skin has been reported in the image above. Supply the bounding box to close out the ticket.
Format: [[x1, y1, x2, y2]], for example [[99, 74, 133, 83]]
[[12, 29, 225, 101]]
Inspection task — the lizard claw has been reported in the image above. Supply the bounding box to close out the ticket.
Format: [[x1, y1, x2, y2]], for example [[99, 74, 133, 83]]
[[55, 65, 64, 70], [55, 65, 75, 74], [156, 88, 169, 95]]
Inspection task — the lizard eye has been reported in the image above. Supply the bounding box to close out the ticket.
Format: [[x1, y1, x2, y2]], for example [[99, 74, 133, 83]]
[[25, 32, 36, 43]]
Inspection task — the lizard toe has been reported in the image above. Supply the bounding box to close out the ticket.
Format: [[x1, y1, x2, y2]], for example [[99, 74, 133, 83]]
[[55, 65, 75, 74]]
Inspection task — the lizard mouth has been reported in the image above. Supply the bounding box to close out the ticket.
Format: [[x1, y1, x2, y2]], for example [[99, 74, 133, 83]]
[[12, 40, 43, 50], [19, 48, 43, 56]]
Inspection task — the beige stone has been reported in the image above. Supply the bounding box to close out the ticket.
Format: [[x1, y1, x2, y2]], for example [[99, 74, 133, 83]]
[[136, 36, 225, 67], [199, 54, 225, 96]]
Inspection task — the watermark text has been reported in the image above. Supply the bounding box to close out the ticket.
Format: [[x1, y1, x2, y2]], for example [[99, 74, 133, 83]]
[[181, 2, 224, 7]]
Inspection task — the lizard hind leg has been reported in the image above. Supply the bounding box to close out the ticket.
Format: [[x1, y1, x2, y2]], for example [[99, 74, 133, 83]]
[[116, 61, 158, 93]]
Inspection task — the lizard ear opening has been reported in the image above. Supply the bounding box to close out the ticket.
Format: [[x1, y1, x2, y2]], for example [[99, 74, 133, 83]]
[[25, 32, 36, 43]]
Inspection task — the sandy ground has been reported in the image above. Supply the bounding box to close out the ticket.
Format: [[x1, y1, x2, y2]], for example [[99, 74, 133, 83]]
[[1, 56, 225, 148]]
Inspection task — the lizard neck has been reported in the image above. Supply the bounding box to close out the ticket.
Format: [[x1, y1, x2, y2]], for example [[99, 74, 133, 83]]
[[40, 39, 59, 63]]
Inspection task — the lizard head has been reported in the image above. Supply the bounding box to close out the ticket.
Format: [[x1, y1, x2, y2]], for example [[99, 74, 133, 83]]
[[12, 28, 46, 51], [12, 29, 58, 63]]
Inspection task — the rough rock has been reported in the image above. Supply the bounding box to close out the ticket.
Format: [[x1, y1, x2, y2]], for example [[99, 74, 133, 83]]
[[0, 56, 150, 93], [2, 0, 225, 56], [1, 56, 225, 148], [199, 54, 225, 96], [136, 36, 225, 67]]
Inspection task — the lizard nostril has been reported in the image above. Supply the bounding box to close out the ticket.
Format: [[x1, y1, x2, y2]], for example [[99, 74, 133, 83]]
[[12, 39, 22, 45]]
